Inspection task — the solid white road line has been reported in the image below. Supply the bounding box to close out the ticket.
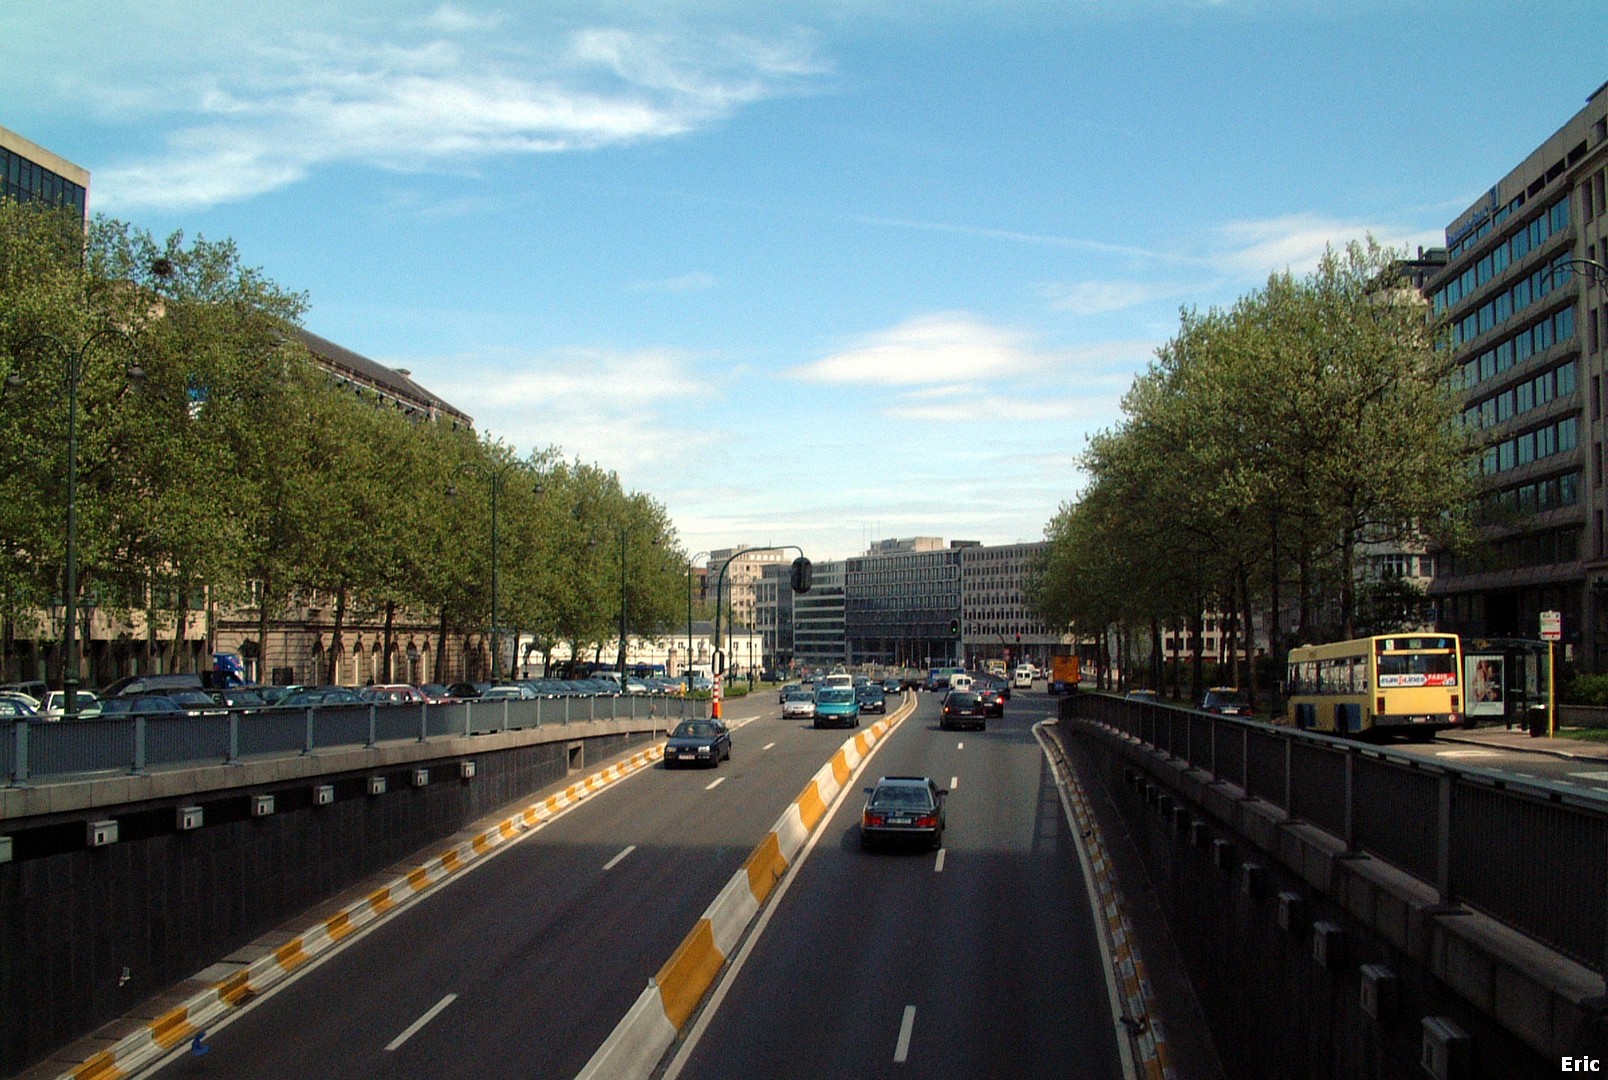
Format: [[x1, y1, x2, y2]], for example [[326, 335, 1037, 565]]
[[1570, 771, 1608, 781], [763, 742, 776, 750], [385, 993, 457, 1052], [934, 849, 946, 873], [705, 776, 727, 791], [603, 845, 637, 871], [893, 1005, 916, 1062]]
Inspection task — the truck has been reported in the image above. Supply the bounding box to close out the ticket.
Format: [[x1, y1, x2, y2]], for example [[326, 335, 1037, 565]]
[[1049, 655, 1082, 695]]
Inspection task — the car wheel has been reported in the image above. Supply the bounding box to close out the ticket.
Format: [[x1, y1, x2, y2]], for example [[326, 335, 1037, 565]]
[[930, 830, 943, 851]]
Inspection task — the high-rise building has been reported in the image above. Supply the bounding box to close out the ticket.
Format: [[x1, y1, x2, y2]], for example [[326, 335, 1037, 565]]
[[707, 546, 787, 630], [0, 123, 88, 219], [1427, 82, 1608, 665]]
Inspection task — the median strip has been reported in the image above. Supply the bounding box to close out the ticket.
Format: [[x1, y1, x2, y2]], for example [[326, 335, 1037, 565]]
[[578, 693, 917, 1079]]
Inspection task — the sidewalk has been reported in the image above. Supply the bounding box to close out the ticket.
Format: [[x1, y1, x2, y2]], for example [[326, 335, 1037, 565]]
[[1435, 724, 1608, 761]]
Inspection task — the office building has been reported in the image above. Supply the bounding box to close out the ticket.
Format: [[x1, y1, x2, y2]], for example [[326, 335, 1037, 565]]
[[792, 560, 847, 668], [1427, 81, 1608, 666], [0, 123, 88, 219]]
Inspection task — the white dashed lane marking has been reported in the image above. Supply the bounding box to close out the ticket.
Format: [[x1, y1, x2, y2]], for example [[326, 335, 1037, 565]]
[[386, 994, 456, 1052], [603, 845, 637, 871], [894, 1005, 916, 1063]]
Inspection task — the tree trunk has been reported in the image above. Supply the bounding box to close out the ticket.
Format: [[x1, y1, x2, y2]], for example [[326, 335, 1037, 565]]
[[434, 606, 449, 683], [1340, 523, 1357, 640], [1189, 608, 1205, 704], [172, 578, 190, 673], [256, 567, 272, 686], [331, 586, 347, 685], [382, 600, 397, 682], [1240, 562, 1258, 711], [1150, 618, 1163, 692]]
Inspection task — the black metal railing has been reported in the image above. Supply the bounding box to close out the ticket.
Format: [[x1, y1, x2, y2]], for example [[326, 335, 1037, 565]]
[[1066, 692, 1608, 977]]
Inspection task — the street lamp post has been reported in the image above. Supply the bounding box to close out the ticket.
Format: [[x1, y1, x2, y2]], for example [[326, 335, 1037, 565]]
[[686, 551, 709, 693], [4, 328, 142, 720]]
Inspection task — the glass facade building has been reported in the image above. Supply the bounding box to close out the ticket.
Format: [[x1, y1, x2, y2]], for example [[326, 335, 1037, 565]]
[[1428, 82, 1608, 667], [0, 124, 88, 219]]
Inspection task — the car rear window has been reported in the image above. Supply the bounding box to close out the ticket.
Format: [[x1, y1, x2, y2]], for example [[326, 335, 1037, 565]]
[[870, 786, 932, 810], [948, 692, 981, 705]]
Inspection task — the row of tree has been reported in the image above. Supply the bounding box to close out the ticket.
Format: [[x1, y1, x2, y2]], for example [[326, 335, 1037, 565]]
[[1028, 241, 1478, 704], [0, 200, 693, 682]]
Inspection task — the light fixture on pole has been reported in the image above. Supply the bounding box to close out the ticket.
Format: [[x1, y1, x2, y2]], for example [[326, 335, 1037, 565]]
[[4, 328, 142, 720]]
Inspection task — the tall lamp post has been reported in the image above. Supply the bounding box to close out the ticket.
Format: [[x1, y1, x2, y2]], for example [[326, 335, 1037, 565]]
[[448, 460, 519, 681], [685, 551, 709, 692], [4, 328, 142, 720]]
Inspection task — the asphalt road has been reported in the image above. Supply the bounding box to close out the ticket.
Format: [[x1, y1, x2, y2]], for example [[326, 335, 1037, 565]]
[[668, 690, 1125, 1080], [144, 693, 904, 1080]]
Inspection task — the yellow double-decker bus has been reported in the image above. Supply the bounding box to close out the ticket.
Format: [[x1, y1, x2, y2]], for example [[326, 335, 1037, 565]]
[[1283, 634, 1464, 742]]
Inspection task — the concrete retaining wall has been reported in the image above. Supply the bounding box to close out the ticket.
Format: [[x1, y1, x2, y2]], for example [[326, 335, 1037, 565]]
[[0, 722, 655, 1076], [1063, 719, 1606, 1078]]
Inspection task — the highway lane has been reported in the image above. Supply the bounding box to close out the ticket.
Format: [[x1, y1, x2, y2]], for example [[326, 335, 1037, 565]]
[[670, 691, 1125, 1080], [146, 693, 910, 1080]]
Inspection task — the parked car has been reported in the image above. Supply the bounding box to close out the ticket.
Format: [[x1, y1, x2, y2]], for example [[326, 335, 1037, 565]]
[[0, 696, 39, 719], [361, 684, 428, 705], [940, 690, 988, 731], [207, 688, 267, 712], [166, 690, 229, 717], [0, 689, 41, 711], [1200, 687, 1252, 718], [101, 671, 243, 697], [0, 680, 48, 701], [664, 719, 732, 768], [860, 775, 947, 850], [1125, 689, 1159, 702], [781, 689, 817, 721], [479, 684, 535, 700], [99, 695, 186, 717], [418, 683, 458, 703], [275, 687, 366, 709], [855, 683, 887, 714], [39, 690, 102, 719], [257, 685, 307, 706]]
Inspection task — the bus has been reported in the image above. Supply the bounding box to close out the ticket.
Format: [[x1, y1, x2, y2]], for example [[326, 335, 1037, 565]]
[[1282, 634, 1464, 742]]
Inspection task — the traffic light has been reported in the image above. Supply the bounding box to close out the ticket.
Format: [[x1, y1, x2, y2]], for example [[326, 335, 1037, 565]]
[[790, 556, 813, 594], [950, 619, 960, 637]]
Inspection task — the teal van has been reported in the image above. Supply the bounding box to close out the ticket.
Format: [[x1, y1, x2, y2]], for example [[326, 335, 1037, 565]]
[[813, 686, 861, 729]]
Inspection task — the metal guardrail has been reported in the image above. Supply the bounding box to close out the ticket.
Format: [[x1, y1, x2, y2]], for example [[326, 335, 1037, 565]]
[[3, 694, 703, 786], [1068, 692, 1608, 978]]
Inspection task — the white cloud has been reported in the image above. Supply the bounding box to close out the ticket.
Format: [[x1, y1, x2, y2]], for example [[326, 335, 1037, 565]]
[[1208, 213, 1444, 280], [90, 22, 825, 211], [790, 312, 1055, 387], [401, 345, 724, 473], [1040, 278, 1199, 316]]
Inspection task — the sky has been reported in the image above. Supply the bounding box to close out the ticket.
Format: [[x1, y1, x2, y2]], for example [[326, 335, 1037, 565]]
[[3, 1, 1606, 562]]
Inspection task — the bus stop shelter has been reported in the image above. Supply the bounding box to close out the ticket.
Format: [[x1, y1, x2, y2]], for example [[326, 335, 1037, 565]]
[[1462, 637, 1555, 735]]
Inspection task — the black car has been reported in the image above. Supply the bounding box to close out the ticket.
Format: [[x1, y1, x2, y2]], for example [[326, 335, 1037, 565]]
[[975, 683, 1006, 717], [940, 690, 988, 731], [664, 719, 732, 768], [861, 776, 947, 850], [881, 678, 903, 696], [1200, 687, 1253, 717], [856, 683, 886, 714]]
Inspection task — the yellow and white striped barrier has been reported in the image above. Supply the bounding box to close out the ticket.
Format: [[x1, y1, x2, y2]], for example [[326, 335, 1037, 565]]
[[56, 745, 667, 1080], [578, 694, 917, 1079], [1036, 721, 1174, 1080]]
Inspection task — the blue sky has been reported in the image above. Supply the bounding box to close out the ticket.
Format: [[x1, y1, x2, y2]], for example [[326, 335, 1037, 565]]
[[4, 1, 1605, 561]]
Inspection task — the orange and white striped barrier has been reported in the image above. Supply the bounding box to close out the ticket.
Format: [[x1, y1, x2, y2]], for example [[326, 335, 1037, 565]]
[[578, 694, 917, 1079]]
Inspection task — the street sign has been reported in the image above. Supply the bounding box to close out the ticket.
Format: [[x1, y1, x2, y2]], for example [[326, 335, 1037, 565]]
[[1540, 610, 1562, 641]]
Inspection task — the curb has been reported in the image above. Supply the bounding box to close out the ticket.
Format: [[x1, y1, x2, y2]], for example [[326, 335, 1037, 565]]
[[1036, 720, 1174, 1080], [1434, 731, 1608, 762], [577, 695, 917, 1079], [51, 744, 668, 1080]]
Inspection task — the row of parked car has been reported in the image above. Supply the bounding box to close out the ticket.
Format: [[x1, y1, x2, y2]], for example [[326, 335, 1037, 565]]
[[0, 672, 687, 720]]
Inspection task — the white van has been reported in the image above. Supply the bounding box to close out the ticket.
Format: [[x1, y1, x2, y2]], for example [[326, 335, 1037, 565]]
[[1013, 665, 1034, 689], [948, 672, 974, 693]]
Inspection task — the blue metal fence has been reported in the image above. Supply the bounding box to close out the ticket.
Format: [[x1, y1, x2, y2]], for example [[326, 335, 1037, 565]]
[[1070, 692, 1608, 978], [5, 694, 702, 785]]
